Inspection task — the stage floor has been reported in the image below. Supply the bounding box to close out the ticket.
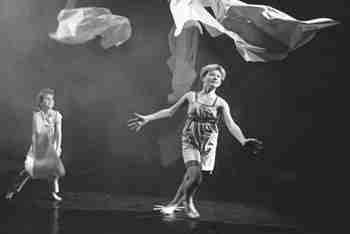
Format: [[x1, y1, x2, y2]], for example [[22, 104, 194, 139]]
[[0, 192, 309, 234]]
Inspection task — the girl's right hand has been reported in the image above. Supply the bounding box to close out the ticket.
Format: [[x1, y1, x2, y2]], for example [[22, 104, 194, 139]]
[[127, 113, 149, 132]]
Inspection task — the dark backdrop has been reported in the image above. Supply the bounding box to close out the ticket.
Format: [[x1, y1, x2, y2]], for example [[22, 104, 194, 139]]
[[0, 0, 347, 229]]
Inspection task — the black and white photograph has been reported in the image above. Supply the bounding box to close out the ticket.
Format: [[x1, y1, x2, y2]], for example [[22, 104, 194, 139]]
[[0, 1, 346, 234]]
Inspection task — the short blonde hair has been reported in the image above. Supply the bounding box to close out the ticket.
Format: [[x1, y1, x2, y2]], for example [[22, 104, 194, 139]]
[[200, 64, 226, 81], [35, 88, 55, 109]]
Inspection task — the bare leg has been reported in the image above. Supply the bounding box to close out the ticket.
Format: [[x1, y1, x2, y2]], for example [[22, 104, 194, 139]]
[[54, 178, 59, 193], [156, 167, 195, 214], [159, 165, 202, 218], [51, 177, 62, 201], [155, 174, 187, 214], [186, 183, 201, 217], [182, 165, 202, 218], [5, 169, 31, 200], [167, 174, 187, 206], [167, 157, 202, 207]]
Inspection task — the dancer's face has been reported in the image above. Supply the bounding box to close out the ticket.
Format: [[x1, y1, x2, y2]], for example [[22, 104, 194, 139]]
[[202, 69, 223, 88], [41, 94, 55, 110]]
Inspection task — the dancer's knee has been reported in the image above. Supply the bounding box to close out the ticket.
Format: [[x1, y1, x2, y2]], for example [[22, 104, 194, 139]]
[[194, 169, 202, 185], [196, 170, 203, 185], [185, 163, 202, 186]]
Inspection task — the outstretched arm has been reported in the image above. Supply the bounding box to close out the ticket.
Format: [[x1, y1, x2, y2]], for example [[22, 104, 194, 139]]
[[128, 92, 190, 131], [221, 100, 247, 145], [221, 99, 264, 155], [146, 92, 190, 121]]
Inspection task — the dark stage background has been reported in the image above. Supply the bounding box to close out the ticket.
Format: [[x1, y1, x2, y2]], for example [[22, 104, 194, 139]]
[[0, 0, 347, 230]]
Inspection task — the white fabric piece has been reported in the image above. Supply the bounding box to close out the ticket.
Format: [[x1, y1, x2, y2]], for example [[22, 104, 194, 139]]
[[50, 7, 132, 49], [170, 0, 265, 61], [169, 0, 339, 62], [167, 26, 200, 103], [165, 0, 338, 102]]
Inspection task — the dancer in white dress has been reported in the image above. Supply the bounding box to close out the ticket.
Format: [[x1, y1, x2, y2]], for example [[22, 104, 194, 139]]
[[5, 88, 65, 201]]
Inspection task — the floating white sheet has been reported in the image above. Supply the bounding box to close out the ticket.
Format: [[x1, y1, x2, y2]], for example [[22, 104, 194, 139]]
[[167, 26, 200, 102], [166, 0, 339, 103], [50, 7, 132, 49], [170, 0, 338, 61]]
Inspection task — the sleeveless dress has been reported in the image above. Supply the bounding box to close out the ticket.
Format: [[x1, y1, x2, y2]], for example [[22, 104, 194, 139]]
[[24, 110, 65, 179], [182, 92, 220, 172]]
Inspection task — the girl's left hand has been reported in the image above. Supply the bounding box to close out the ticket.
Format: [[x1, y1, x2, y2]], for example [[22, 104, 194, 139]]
[[242, 138, 264, 157], [56, 147, 62, 157]]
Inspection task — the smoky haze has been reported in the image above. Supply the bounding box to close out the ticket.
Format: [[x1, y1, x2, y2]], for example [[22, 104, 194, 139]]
[[0, 0, 346, 225]]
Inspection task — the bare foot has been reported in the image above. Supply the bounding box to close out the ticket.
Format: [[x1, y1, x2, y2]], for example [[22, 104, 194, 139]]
[[153, 204, 183, 215], [5, 191, 15, 200], [183, 201, 200, 219], [51, 192, 62, 201], [186, 210, 200, 219]]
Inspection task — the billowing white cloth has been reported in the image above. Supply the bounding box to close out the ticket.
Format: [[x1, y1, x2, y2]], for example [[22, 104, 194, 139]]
[[170, 0, 339, 62], [50, 7, 132, 49], [165, 0, 338, 104], [167, 26, 200, 103]]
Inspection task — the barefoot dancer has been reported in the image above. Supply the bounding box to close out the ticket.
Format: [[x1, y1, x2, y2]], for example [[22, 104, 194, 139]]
[[128, 64, 263, 218]]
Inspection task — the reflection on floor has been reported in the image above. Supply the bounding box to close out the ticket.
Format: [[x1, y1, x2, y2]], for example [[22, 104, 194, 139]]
[[0, 192, 308, 234]]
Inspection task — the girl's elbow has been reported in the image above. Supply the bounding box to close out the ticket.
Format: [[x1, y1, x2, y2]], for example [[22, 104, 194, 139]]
[[167, 109, 175, 117]]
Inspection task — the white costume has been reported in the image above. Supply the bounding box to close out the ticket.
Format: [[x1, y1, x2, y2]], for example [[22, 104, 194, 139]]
[[25, 110, 65, 179]]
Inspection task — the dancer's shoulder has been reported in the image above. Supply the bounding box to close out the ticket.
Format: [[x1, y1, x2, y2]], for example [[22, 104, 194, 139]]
[[187, 91, 196, 96], [215, 95, 228, 107], [52, 110, 63, 122], [32, 109, 41, 119], [181, 91, 195, 100], [183, 91, 197, 103]]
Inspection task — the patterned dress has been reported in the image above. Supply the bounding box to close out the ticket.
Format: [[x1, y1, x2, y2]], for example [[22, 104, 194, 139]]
[[182, 92, 220, 172], [25, 110, 65, 179]]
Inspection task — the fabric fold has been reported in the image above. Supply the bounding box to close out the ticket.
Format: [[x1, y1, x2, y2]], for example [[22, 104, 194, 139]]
[[165, 0, 339, 103], [169, 0, 339, 62], [167, 25, 200, 103], [50, 7, 132, 49]]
